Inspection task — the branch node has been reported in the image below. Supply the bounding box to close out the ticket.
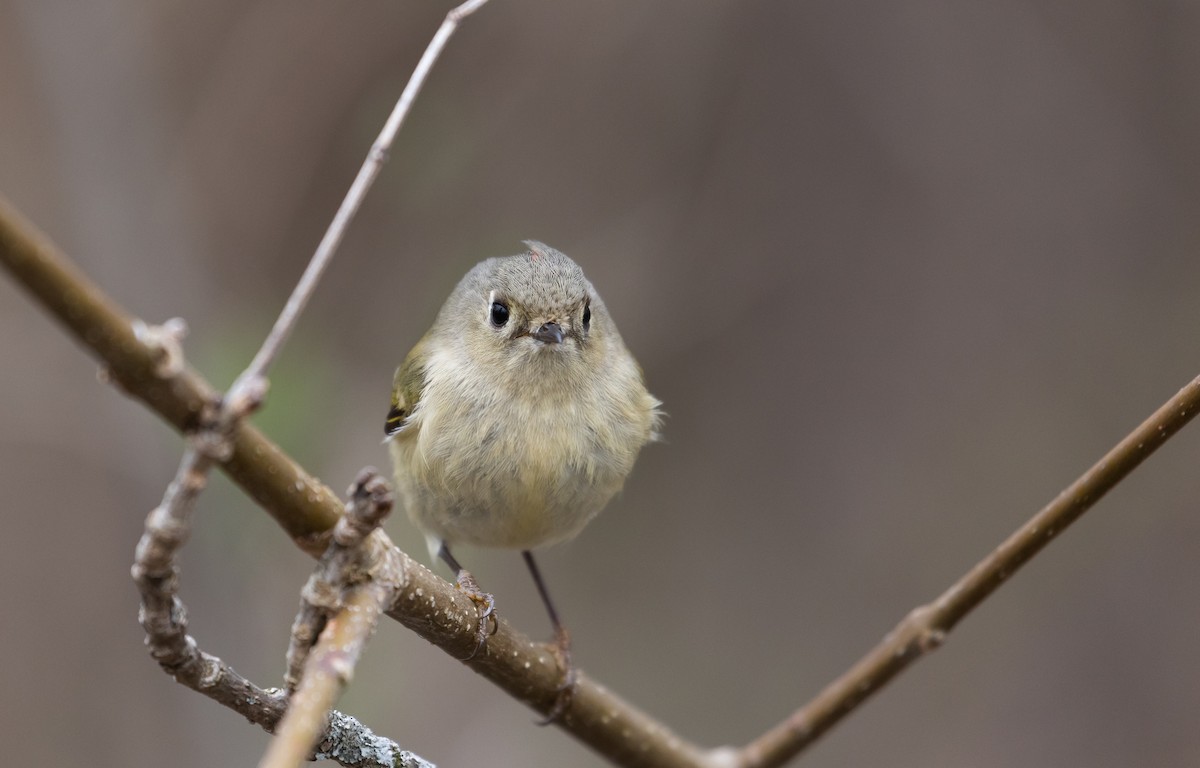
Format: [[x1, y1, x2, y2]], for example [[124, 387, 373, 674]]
[[335, 468, 393, 548], [895, 604, 947, 655], [448, 0, 490, 22], [225, 372, 270, 421], [132, 316, 189, 377], [197, 653, 225, 688], [368, 144, 390, 165], [285, 469, 397, 692], [188, 399, 234, 461], [181, 373, 270, 462], [703, 746, 744, 768], [917, 627, 946, 653]]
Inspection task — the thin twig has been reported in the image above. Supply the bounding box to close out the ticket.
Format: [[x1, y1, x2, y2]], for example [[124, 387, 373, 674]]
[[265, 584, 396, 768], [227, 0, 491, 408], [270, 471, 400, 768], [286, 471, 396, 691], [738, 374, 1200, 768]]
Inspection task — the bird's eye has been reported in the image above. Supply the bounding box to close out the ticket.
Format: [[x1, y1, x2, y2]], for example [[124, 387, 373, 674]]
[[581, 302, 591, 331], [489, 301, 510, 327]]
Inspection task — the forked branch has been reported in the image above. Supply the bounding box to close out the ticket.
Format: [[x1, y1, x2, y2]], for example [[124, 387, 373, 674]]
[[130, 441, 431, 768], [7, 195, 1200, 767]]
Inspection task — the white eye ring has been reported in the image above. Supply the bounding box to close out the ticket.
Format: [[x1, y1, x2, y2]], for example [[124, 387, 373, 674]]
[[487, 290, 509, 327]]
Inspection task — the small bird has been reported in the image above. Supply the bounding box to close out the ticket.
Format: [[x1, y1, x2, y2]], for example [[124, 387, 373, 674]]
[[384, 241, 661, 715]]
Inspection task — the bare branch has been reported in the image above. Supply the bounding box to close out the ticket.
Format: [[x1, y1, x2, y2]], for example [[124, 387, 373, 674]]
[[287, 470, 396, 691], [0, 196, 342, 549], [269, 470, 399, 768], [227, 0, 492, 408], [738, 374, 1200, 768], [266, 584, 395, 768], [9, 64, 1200, 758], [8, 169, 1200, 767], [11, 190, 1200, 766], [0, 196, 715, 767], [130, 446, 429, 768]]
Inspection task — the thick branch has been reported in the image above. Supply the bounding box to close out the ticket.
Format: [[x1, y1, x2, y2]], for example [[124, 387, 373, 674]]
[[0, 198, 343, 551]]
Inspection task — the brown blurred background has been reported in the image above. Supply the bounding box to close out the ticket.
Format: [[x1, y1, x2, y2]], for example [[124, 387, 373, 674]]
[[3, 1, 1200, 766]]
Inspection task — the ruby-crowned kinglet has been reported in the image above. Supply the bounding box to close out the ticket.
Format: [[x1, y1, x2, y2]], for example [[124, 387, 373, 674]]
[[384, 241, 661, 707]]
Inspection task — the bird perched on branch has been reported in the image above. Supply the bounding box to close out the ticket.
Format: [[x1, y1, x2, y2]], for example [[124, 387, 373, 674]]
[[385, 240, 661, 719]]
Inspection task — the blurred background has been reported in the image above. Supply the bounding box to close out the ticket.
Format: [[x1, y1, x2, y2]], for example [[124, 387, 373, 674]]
[[3, 1, 1200, 766]]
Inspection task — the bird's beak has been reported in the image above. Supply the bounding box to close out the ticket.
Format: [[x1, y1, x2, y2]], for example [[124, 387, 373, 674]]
[[531, 322, 564, 344]]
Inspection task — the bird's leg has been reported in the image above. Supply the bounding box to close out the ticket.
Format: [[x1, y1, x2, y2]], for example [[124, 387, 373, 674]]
[[437, 543, 496, 659], [523, 550, 577, 724]]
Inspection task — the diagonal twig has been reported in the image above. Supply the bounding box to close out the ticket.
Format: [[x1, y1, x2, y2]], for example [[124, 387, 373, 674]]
[[267, 470, 402, 768], [267, 584, 399, 768], [738, 374, 1200, 767], [227, 0, 491, 411]]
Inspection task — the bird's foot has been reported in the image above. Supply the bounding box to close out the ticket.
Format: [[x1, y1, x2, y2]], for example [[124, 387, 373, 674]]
[[537, 623, 577, 725], [454, 569, 497, 660]]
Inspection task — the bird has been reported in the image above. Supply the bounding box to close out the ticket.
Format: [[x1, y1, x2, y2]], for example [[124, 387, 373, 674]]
[[384, 240, 661, 718]]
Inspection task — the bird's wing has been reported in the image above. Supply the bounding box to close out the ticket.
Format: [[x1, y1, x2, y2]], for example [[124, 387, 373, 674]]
[[384, 338, 429, 438]]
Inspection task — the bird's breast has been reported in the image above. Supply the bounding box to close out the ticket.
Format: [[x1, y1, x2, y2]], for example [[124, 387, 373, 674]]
[[392, 352, 638, 549]]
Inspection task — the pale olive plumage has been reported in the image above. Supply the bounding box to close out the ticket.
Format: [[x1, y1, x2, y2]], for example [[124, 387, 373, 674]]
[[386, 241, 661, 554]]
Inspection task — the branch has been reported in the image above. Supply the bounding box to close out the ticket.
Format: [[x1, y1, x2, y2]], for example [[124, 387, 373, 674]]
[[131, 5, 497, 759], [227, 0, 491, 409], [131, 445, 431, 768], [6, 202, 1200, 766], [266, 585, 396, 768], [0, 197, 714, 767], [268, 471, 400, 768], [739, 376, 1200, 767], [2, 5, 711, 764], [0, 196, 343, 551]]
